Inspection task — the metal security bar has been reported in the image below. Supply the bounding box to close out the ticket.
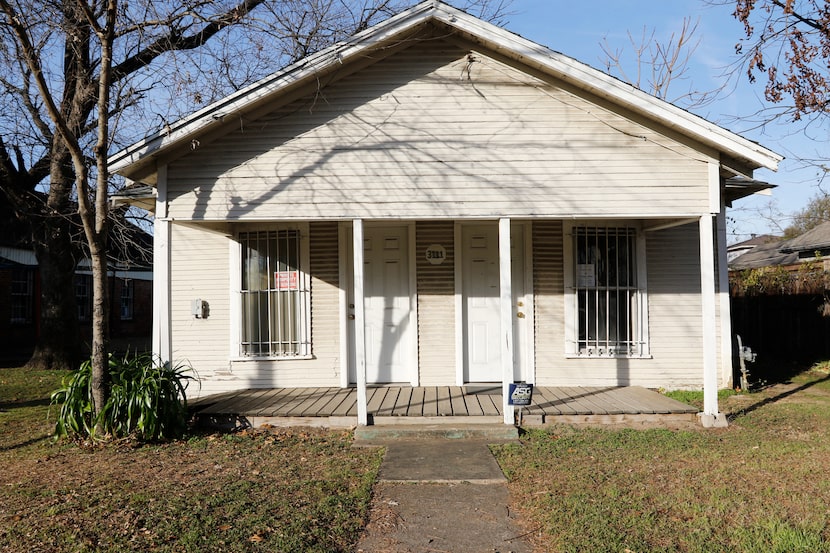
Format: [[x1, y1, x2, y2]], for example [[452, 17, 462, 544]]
[[574, 226, 640, 356], [240, 230, 310, 357]]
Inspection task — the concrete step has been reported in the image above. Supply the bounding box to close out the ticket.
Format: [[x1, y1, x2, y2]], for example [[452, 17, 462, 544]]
[[353, 422, 519, 443]]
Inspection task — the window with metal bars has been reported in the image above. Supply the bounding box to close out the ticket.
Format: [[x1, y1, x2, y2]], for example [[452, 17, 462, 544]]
[[572, 226, 644, 357], [239, 229, 310, 358]]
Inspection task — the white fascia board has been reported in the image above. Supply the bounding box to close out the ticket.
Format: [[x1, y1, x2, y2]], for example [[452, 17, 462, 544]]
[[430, 6, 783, 172], [109, 0, 782, 177], [108, 2, 437, 176]]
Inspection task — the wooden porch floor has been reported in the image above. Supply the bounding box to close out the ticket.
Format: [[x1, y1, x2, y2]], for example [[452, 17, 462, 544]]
[[191, 385, 699, 428]]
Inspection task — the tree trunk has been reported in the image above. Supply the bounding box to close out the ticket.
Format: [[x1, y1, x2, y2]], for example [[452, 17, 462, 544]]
[[89, 238, 109, 422], [27, 235, 81, 370], [24, 149, 83, 371]]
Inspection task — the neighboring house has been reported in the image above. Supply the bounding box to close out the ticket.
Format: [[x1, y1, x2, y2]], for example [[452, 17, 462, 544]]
[[729, 222, 830, 363], [730, 222, 830, 271], [0, 219, 154, 360], [109, 1, 781, 426], [727, 233, 781, 263]]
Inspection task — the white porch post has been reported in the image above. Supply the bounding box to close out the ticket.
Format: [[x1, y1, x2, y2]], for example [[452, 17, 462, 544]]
[[499, 218, 515, 425], [353, 219, 368, 426], [716, 210, 734, 389], [152, 166, 171, 367], [700, 215, 727, 427]]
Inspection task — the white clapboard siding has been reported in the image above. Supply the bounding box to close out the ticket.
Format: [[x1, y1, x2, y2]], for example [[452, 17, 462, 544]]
[[166, 36, 712, 222], [532, 221, 710, 389], [223, 222, 342, 391], [169, 223, 231, 397], [532, 220, 566, 381], [415, 221, 456, 385], [171, 222, 343, 397]]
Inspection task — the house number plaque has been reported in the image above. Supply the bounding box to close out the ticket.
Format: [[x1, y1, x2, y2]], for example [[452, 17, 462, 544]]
[[425, 244, 446, 265]]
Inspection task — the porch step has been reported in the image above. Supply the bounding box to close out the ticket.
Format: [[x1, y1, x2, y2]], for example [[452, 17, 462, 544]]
[[353, 423, 519, 443]]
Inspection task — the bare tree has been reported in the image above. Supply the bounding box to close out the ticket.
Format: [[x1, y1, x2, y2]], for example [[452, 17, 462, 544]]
[[0, 0, 508, 429], [0, 0, 283, 371], [600, 16, 721, 109]]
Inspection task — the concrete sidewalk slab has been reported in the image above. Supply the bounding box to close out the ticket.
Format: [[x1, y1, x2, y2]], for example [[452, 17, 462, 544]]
[[355, 437, 535, 552], [356, 482, 535, 553], [378, 439, 507, 483]]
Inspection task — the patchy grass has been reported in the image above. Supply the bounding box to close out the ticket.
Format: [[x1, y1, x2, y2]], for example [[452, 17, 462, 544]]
[[0, 367, 383, 553], [663, 387, 738, 410], [494, 368, 830, 553]]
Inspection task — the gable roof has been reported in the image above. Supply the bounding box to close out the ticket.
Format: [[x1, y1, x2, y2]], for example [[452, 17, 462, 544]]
[[781, 221, 830, 254], [109, 0, 782, 184], [729, 222, 830, 270]]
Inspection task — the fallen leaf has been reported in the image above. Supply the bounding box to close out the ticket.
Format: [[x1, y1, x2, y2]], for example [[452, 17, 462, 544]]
[[249, 534, 264, 543]]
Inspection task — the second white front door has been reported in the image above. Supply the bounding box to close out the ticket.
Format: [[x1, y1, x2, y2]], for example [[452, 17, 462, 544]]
[[461, 223, 528, 383]]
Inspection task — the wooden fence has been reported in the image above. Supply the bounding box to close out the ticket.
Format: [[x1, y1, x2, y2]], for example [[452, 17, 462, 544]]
[[731, 294, 830, 364]]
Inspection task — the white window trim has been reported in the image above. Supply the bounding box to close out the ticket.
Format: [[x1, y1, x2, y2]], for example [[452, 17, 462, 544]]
[[563, 221, 650, 359], [229, 222, 313, 361], [76, 273, 92, 322], [10, 268, 34, 324], [120, 279, 134, 321]]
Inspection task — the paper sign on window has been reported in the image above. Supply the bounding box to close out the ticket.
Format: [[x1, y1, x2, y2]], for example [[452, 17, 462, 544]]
[[275, 271, 299, 290], [577, 264, 595, 287]]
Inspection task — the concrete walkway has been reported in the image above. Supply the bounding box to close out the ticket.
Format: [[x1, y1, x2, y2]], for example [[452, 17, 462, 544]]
[[355, 428, 535, 553]]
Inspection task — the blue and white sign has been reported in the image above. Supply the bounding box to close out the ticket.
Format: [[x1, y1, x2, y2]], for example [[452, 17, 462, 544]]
[[508, 382, 534, 406]]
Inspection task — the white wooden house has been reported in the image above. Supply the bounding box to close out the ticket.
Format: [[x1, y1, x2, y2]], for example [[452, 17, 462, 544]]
[[109, 1, 782, 427]]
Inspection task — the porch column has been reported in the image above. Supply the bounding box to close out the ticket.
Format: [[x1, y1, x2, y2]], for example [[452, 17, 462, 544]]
[[716, 210, 734, 388], [499, 218, 515, 425], [699, 215, 727, 427], [352, 219, 368, 426], [152, 167, 171, 367]]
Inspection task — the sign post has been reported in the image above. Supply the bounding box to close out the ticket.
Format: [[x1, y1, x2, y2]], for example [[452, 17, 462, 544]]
[[508, 382, 534, 425]]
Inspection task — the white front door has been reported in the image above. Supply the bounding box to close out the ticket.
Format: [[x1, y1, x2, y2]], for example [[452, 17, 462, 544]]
[[349, 225, 414, 384], [461, 224, 527, 383]]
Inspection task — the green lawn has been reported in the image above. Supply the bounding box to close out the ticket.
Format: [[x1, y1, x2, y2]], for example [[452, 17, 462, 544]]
[[4, 364, 830, 552], [0, 367, 383, 553], [493, 366, 830, 553]]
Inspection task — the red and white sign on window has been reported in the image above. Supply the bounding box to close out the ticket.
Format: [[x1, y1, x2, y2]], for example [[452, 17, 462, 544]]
[[275, 271, 299, 290]]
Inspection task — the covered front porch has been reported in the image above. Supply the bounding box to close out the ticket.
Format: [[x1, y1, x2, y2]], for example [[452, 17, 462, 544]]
[[190, 385, 698, 429]]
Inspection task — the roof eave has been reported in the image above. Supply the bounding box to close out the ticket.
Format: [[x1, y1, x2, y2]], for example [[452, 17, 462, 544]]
[[428, 6, 782, 172], [109, 0, 783, 182], [108, 1, 438, 180]]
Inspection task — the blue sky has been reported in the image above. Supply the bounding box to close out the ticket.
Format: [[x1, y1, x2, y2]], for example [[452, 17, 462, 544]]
[[499, 0, 824, 241]]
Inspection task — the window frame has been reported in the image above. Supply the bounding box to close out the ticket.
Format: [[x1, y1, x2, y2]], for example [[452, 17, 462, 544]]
[[232, 223, 312, 360], [563, 222, 650, 358], [75, 274, 92, 322], [120, 279, 134, 321], [10, 268, 34, 324]]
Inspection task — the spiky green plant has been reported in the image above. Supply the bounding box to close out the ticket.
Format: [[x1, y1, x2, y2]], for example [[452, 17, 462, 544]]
[[51, 353, 196, 441]]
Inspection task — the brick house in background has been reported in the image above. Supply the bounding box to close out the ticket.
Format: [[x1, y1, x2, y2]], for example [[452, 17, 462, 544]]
[[0, 209, 153, 362]]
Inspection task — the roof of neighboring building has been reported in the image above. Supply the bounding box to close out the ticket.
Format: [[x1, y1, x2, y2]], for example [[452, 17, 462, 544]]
[[0, 246, 39, 267], [729, 241, 797, 270], [729, 221, 830, 270], [729, 234, 781, 250], [781, 221, 830, 254]]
